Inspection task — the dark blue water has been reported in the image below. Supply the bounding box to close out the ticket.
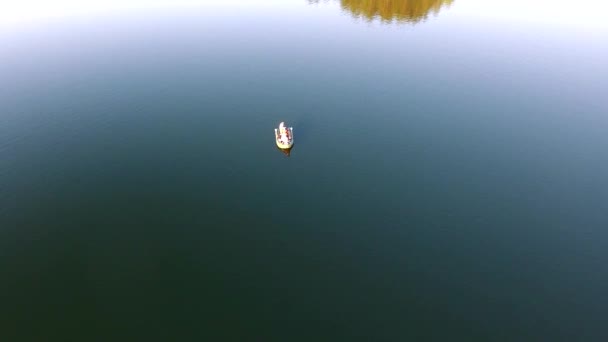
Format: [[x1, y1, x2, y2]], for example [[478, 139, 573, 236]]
[[1, 1, 608, 340]]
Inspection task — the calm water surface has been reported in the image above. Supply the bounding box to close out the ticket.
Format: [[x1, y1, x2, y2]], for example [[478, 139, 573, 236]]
[[1, 1, 607, 340]]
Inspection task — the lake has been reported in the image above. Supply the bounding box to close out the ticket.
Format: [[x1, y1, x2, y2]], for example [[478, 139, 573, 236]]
[[1, 0, 608, 340]]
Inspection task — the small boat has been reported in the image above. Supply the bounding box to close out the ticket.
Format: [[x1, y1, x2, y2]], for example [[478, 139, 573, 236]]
[[275, 122, 294, 149]]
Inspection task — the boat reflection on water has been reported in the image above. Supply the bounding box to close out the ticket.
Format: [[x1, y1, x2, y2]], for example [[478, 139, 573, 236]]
[[277, 145, 293, 157]]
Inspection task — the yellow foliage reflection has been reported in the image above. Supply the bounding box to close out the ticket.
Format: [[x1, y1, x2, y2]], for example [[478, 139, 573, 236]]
[[311, 0, 455, 24]]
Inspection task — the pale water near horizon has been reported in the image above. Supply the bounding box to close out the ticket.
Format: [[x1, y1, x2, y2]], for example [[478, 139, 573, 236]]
[[1, 1, 608, 340]]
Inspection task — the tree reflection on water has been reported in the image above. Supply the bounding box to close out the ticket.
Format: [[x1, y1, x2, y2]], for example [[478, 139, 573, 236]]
[[309, 0, 454, 24]]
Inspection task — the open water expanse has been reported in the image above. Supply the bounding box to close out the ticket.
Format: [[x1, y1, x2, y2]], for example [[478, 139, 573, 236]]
[[1, 0, 607, 340]]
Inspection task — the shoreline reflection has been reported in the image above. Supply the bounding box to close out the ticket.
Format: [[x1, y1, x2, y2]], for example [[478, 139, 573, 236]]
[[309, 0, 454, 24]]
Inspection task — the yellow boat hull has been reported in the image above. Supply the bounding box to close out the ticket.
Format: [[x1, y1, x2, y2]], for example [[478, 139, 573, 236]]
[[276, 140, 293, 149], [275, 126, 294, 150]]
